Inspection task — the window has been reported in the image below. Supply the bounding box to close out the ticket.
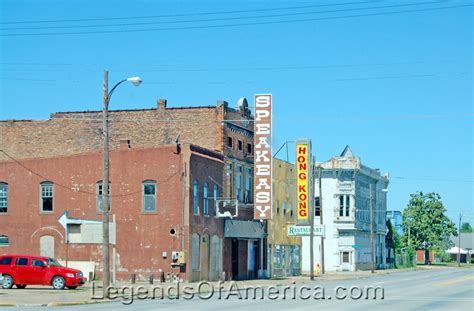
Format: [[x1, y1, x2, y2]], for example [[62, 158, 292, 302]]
[[276, 200, 280, 215], [40, 182, 54, 212], [346, 195, 350, 217], [339, 195, 344, 217], [342, 252, 350, 263], [15, 257, 28, 266], [338, 195, 350, 217], [193, 180, 199, 215], [227, 137, 233, 148], [142, 180, 157, 212], [213, 184, 219, 216], [244, 168, 252, 203], [315, 197, 321, 216], [227, 163, 234, 198], [289, 203, 293, 217], [32, 259, 45, 267], [236, 165, 242, 202], [0, 235, 9, 246], [0, 183, 8, 213], [247, 143, 252, 154], [0, 256, 12, 264], [238, 140, 243, 151], [96, 181, 111, 213], [283, 201, 287, 215], [203, 182, 209, 216]]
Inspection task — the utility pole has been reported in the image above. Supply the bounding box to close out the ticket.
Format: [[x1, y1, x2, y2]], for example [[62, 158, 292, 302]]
[[102, 70, 111, 293], [457, 213, 462, 267], [318, 165, 325, 274], [309, 155, 315, 280], [369, 183, 375, 273]]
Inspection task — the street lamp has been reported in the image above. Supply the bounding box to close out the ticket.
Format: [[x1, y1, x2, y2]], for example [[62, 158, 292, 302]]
[[102, 71, 142, 294]]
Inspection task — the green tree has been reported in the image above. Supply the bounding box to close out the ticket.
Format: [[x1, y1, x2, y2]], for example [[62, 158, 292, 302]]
[[460, 222, 473, 233], [402, 192, 457, 253]]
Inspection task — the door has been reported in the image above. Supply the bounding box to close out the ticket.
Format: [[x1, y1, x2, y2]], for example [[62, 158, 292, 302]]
[[231, 239, 239, 280], [200, 234, 210, 281], [30, 258, 48, 285], [40, 235, 55, 258], [341, 251, 351, 271], [12, 257, 30, 284]]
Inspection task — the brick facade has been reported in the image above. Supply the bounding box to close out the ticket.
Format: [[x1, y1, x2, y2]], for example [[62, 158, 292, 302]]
[[0, 144, 225, 282]]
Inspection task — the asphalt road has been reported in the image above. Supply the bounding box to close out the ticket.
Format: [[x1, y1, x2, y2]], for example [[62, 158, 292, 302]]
[[14, 267, 474, 311]]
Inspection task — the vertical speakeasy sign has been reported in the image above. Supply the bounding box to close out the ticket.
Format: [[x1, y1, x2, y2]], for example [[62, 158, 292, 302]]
[[254, 94, 272, 220], [296, 140, 311, 225]]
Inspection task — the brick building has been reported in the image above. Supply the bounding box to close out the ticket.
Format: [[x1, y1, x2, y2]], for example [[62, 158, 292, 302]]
[[0, 98, 266, 281], [0, 143, 227, 281]]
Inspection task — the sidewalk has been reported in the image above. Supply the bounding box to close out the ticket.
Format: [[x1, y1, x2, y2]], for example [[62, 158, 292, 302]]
[[0, 267, 419, 307]]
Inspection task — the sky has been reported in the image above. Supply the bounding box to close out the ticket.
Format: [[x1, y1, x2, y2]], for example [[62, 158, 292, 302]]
[[0, 0, 472, 224]]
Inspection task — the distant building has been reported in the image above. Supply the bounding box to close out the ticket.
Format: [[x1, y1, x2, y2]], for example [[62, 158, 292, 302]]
[[386, 210, 403, 235], [267, 158, 301, 278], [448, 233, 474, 263], [302, 146, 390, 272]]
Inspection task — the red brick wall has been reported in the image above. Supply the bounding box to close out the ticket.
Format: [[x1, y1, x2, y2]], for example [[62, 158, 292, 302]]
[[0, 144, 224, 281], [0, 104, 224, 161]]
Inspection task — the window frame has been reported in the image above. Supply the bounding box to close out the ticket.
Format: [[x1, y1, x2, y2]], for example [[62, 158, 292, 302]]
[[142, 180, 157, 213], [40, 181, 54, 213], [96, 181, 112, 213], [203, 182, 209, 216], [0, 182, 8, 214], [0, 235, 9, 247], [193, 179, 199, 215], [213, 184, 219, 216]]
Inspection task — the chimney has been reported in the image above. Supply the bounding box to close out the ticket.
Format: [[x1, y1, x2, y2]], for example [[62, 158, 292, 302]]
[[157, 99, 167, 110]]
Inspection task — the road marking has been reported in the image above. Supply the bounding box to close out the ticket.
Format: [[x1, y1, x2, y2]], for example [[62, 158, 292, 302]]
[[432, 274, 474, 287]]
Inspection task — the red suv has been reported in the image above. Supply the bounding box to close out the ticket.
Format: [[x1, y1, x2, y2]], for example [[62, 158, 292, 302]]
[[0, 254, 87, 290]]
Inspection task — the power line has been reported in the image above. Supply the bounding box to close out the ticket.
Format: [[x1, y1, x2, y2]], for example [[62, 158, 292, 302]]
[[0, 0, 375, 24], [1, 3, 471, 37], [0, 1, 442, 31]]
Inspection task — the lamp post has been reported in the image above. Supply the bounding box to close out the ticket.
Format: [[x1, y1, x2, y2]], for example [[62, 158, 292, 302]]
[[102, 70, 142, 293]]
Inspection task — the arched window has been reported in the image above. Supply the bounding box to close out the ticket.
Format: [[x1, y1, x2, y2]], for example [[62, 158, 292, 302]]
[[0, 182, 8, 213], [213, 184, 219, 216], [142, 180, 157, 212], [203, 182, 209, 216], [193, 180, 199, 215], [40, 181, 54, 212]]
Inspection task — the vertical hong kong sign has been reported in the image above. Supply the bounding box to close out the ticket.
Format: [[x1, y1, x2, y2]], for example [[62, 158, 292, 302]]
[[296, 139, 312, 225], [254, 94, 272, 220]]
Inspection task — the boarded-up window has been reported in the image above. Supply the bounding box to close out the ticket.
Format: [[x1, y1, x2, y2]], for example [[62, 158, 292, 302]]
[[97, 181, 111, 213], [142, 180, 157, 212]]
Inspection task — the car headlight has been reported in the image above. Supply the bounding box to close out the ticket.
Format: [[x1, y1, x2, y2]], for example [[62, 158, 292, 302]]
[[76, 272, 83, 278], [66, 273, 75, 278]]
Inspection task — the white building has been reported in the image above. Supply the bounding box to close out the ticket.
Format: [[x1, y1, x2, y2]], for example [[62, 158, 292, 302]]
[[302, 146, 389, 272]]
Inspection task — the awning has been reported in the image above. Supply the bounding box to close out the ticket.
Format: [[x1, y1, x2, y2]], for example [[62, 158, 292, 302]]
[[224, 219, 265, 239], [446, 246, 468, 254]]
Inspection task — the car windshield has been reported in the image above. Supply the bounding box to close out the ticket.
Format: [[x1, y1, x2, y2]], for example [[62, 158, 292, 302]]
[[46, 258, 62, 267]]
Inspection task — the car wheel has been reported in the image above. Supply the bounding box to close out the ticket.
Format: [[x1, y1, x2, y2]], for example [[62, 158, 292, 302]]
[[2, 275, 14, 289], [52, 276, 66, 290], [16, 284, 27, 289], [66, 286, 78, 290]]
